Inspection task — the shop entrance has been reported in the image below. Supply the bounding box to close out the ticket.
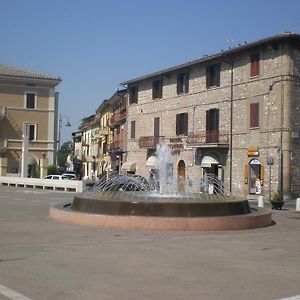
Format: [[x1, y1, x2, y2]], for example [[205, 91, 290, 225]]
[[177, 160, 186, 192], [249, 159, 261, 194]]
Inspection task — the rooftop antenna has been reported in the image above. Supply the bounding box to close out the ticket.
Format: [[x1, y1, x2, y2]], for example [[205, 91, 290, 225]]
[[226, 36, 235, 50]]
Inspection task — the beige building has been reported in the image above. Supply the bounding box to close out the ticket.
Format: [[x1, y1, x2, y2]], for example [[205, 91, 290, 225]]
[[122, 32, 300, 199], [0, 64, 61, 177], [76, 100, 113, 179]]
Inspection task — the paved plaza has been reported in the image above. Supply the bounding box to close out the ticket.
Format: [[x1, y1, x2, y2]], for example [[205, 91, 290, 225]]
[[0, 186, 299, 300]]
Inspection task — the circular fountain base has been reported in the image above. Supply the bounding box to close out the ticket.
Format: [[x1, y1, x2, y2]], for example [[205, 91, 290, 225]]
[[49, 192, 272, 231]]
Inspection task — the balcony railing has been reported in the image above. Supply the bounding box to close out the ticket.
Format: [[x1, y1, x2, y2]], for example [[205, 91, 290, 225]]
[[109, 112, 126, 127], [94, 127, 110, 138], [139, 136, 165, 148], [187, 131, 229, 146]]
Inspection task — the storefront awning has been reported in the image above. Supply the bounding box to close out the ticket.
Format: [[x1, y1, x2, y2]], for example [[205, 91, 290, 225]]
[[121, 162, 136, 172], [201, 155, 219, 168], [249, 159, 261, 165], [146, 156, 158, 169]]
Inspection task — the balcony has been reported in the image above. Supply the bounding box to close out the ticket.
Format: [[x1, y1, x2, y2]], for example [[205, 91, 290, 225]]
[[187, 131, 229, 148], [109, 112, 126, 127], [139, 136, 165, 148], [94, 127, 110, 139]]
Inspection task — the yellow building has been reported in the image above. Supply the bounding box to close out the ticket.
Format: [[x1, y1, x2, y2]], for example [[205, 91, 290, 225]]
[[0, 64, 61, 177]]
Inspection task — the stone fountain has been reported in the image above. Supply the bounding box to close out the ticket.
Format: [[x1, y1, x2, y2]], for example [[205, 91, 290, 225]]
[[50, 143, 272, 231]]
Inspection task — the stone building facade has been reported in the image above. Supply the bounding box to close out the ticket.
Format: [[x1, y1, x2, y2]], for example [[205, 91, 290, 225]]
[[122, 33, 300, 199]]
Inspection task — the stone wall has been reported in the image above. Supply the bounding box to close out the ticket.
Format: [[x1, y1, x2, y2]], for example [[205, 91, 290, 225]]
[[126, 39, 300, 197]]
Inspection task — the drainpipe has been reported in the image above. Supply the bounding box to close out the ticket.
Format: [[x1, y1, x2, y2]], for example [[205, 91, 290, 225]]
[[229, 60, 234, 194]]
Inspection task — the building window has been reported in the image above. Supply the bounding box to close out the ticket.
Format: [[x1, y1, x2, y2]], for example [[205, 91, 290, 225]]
[[206, 109, 219, 143], [176, 113, 188, 136], [25, 92, 36, 109], [129, 85, 138, 104], [25, 124, 36, 141], [131, 120, 136, 139], [177, 72, 189, 94], [206, 63, 220, 88], [250, 53, 260, 77], [152, 79, 163, 99], [250, 103, 259, 128]]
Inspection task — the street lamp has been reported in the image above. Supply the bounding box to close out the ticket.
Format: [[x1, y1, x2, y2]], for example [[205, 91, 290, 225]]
[[58, 114, 71, 150]]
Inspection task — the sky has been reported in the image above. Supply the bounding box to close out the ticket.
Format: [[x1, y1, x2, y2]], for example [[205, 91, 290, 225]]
[[1, 0, 300, 143]]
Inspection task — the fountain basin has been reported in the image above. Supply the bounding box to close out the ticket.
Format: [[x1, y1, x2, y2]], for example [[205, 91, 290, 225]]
[[50, 192, 272, 231], [71, 192, 251, 217]]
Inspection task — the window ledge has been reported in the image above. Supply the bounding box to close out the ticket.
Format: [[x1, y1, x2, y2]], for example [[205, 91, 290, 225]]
[[250, 75, 260, 79]]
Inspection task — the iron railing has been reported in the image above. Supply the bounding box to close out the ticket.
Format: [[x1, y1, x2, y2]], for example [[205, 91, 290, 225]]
[[187, 131, 229, 145], [139, 136, 165, 148]]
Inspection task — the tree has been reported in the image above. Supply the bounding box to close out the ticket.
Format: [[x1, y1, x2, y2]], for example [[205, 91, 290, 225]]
[[57, 141, 73, 169]]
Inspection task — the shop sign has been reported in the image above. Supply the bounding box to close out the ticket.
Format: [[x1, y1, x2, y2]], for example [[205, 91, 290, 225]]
[[247, 147, 259, 157]]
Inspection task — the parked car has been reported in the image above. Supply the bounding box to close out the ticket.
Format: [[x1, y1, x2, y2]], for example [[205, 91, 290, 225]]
[[61, 173, 77, 180], [43, 174, 75, 180]]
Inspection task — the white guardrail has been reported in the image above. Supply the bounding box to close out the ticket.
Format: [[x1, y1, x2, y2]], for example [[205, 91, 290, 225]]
[[0, 176, 84, 192]]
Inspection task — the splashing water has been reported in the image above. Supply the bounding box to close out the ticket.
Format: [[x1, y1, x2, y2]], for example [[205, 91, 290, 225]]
[[156, 142, 174, 194]]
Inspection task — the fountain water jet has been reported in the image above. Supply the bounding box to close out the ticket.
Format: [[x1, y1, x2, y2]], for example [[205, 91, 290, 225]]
[[50, 143, 272, 231]]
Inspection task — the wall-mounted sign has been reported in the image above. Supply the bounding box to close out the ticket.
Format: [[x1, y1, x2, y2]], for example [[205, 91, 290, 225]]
[[247, 147, 259, 157]]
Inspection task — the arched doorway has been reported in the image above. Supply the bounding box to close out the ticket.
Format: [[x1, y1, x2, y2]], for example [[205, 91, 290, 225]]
[[177, 160, 186, 192], [28, 156, 37, 178], [249, 159, 261, 194]]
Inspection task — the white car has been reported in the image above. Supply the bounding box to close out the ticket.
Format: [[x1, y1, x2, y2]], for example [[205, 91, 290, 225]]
[[61, 173, 77, 180], [43, 175, 75, 180]]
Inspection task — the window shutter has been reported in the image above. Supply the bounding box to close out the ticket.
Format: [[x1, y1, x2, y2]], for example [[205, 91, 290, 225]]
[[206, 66, 211, 88], [250, 53, 260, 77], [26, 93, 35, 109], [260, 165, 264, 186], [206, 110, 211, 131], [216, 64, 220, 86], [159, 79, 163, 98], [250, 103, 259, 128], [184, 72, 189, 93], [131, 120, 136, 139], [215, 109, 219, 130], [183, 113, 188, 135], [244, 164, 248, 184], [154, 117, 160, 137], [176, 115, 180, 135], [177, 74, 181, 94]]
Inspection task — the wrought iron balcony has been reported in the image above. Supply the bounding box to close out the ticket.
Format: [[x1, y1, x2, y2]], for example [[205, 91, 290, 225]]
[[187, 131, 229, 147], [139, 136, 165, 148]]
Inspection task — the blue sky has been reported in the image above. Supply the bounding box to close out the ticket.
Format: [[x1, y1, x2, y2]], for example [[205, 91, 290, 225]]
[[1, 0, 300, 142]]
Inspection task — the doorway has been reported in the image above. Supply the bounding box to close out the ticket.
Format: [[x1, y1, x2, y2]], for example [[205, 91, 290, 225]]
[[249, 159, 261, 194], [177, 160, 186, 192]]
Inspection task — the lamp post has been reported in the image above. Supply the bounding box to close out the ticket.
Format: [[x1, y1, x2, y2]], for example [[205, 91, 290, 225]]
[[58, 114, 71, 150]]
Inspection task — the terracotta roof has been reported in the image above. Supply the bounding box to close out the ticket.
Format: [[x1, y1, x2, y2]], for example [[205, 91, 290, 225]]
[[0, 64, 61, 81], [121, 32, 300, 85]]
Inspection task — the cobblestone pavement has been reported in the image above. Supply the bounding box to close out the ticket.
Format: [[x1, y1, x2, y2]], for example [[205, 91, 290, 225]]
[[0, 186, 299, 300]]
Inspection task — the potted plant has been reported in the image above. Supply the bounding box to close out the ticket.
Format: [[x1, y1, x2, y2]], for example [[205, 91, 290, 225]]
[[271, 192, 285, 210]]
